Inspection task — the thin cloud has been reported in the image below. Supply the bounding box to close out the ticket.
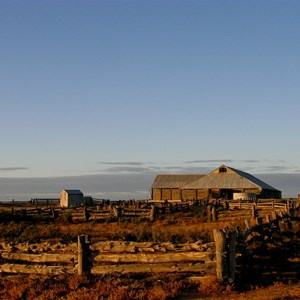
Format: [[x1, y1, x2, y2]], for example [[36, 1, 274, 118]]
[[267, 166, 290, 171], [102, 166, 154, 174], [0, 167, 29, 171], [165, 166, 183, 170], [256, 165, 292, 173], [242, 160, 261, 163], [185, 160, 234, 164], [158, 166, 213, 174], [99, 161, 146, 166]]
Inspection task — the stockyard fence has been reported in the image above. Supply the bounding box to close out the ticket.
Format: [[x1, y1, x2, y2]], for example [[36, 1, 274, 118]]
[[0, 210, 298, 284], [0, 198, 299, 223]]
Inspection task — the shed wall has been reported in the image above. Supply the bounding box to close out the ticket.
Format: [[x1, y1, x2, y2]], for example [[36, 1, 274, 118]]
[[171, 189, 181, 200], [162, 189, 172, 200], [182, 189, 196, 200], [152, 189, 162, 200], [68, 194, 83, 207], [60, 192, 68, 207]]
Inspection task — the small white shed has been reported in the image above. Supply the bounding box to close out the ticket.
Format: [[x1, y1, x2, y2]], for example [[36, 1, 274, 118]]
[[60, 189, 84, 207]]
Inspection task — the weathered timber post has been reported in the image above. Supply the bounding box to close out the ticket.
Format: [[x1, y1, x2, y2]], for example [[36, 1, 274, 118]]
[[51, 208, 57, 219], [278, 219, 286, 233], [224, 201, 229, 210], [83, 206, 90, 222], [211, 205, 217, 222], [113, 206, 122, 218], [256, 216, 263, 226], [213, 229, 228, 281], [245, 219, 250, 230], [228, 231, 237, 283], [271, 211, 277, 221], [207, 205, 212, 222], [251, 205, 256, 219], [149, 205, 157, 222], [78, 234, 90, 275]]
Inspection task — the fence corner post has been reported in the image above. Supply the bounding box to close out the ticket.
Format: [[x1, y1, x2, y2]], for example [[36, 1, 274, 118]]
[[78, 234, 90, 275], [213, 229, 228, 281], [213, 228, 237, 284]]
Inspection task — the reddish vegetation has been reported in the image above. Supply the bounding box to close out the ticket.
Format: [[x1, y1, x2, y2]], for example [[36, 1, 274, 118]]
[[0, 209, 299, 299]]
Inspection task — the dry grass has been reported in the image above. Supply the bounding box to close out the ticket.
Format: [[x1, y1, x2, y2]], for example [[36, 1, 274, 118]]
[[0, 273, 193, 300], [0, 209, 299, 299], [0, 212, 246, 244]]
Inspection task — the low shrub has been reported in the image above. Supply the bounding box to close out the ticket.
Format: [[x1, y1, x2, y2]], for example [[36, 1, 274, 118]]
[[57, 212, 73, 224], [197, 275, 225, 295], [61, 232, 77, 245]]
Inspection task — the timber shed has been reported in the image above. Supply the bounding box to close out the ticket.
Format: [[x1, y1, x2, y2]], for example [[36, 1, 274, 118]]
[[151, 165, 282, 201], [60, 189, 84, 207]]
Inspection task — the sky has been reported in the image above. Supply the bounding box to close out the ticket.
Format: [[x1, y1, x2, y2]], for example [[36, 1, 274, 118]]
[[1, 0, 300, 199]]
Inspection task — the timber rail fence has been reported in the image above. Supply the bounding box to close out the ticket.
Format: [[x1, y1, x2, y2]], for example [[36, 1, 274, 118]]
[[0, 211, 298, 284], [0, 198, 298, 223]]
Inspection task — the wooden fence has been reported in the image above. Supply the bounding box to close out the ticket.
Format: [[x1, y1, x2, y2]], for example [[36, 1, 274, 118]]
[[1, 211, 297, 283], [0, 199, 298, 224]]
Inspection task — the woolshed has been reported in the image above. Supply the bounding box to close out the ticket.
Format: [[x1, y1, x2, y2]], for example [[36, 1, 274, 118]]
[[151, 165, 282, 201], [60, 189, 84, 207]]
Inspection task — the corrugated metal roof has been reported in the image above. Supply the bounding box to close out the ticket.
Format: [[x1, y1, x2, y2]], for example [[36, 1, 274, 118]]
[[63, 189, 83, 195], [183, 173, 259, 189], [152, 175, 205, 189], [152, 165, 280, 191], [183, 165, 279, 191], [226, 166, 279, 191]]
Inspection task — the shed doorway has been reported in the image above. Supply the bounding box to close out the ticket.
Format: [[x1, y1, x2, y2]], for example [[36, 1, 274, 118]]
[[220, 189, 233, 200]]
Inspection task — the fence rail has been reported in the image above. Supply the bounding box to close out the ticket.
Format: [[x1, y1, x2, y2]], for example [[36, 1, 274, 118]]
[[0, 198, 298, 224], [0, 209, 297, 283]]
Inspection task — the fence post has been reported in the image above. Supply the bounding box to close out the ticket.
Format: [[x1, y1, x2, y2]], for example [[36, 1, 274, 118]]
[[256, 216, 263, 226], [213, 229, 228, 281], [83, 206, 89, 222], [245, 219, 250, 230], [224, 201, 229, 210], [213, 229, 237, 283], [211, 205, 217, 222], [228, 231, 237, 283], [113, 206, 122, 218], [207, 205, 212, 222], [78, 234, 90, 275], [150, 205, 157, 222], [251, 205, 256, 219]]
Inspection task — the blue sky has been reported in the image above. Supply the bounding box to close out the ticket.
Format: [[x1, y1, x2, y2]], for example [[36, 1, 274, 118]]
[[0, 1, 300, 198]]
